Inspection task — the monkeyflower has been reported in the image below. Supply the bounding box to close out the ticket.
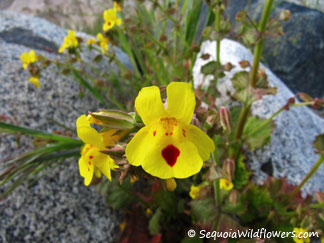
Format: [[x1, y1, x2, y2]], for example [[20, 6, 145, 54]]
[[20, 50, 40, 88], [126, 82, 215, 179], [103, 7, 122, 31], [59, 30, 79, 53], [189, 185, 202, 199], [76, 115, 119, 186], [220, 178, 234, 191], [293, 228, 310, 243], [20, 50, 38, 70], [97, 33, 109, 54]]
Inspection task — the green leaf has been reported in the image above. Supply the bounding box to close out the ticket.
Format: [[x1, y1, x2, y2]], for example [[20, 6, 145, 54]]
[[184, 0, 203, 46], [233, 154, 250, 190], [0, 122, 82, 144], [313, 134, 324, 155], [190, 199, 217, 224], [243, 116, 273, 151], [148, 208, 162, 235], [106, 179, 134, 209], [231, 71, 249, 91], [201, 61, 217, 75]]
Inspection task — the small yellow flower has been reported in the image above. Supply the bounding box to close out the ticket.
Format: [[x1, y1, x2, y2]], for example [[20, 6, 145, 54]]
[[293, 227, 310, 243], [189, 185, 201, 199], [59, 30, 79, 53], [103, 8, 122, 31], [76, 115, 119, 186], [165, 178, 177, 191], [321, 236, 324, 243], [119, 221, 126, 231], [29, 76, 40, 88], [20, 50, 38, 70], [219, 178, 233, 191], [86, 38, 97, 46], [125, 82, 215, 179], [96, 33, 109, 54], [145, 208, 152, 217], [114, 1, 122, 11]]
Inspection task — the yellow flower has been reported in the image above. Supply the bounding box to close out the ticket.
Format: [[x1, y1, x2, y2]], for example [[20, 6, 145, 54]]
[[96, 33, 109, 54], [189, 185, 201, 199], [59, 30, 79, 53], [86, 38, 97, 46], [125, 82, 215, 179], [145, 208, 152, 217], [20, 50, 38, 70], [220, 178, 233, 191], [103, 8, 122, 31], [293, 227, 310, 243], [114, 1, 122, 11], [29, 76, 40, 88], [76, 115, 118, 186], [321, 237, 324, 243]]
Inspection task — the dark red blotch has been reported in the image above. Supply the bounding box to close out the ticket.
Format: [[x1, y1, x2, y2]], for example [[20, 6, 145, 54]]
[[162, 145, 180, 167]]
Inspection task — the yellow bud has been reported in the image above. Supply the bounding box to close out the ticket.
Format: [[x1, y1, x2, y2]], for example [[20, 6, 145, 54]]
[[165, 178, 177, 191]]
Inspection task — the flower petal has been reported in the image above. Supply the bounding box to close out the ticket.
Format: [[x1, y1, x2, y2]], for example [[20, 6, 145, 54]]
[[126, 126, 150, 166], [135, 86, 166, 125], [76, 115, 104, 148], [166, 82, 196, 124], [78, 156, 94, 186], [186, 124, 215, 161], [126, 125, 203, 179]]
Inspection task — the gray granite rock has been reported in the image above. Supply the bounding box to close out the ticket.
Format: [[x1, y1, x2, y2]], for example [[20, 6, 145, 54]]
[[225, 0, 324, 98], [0, 10, 121, 242], [193, 39, 324, 195]]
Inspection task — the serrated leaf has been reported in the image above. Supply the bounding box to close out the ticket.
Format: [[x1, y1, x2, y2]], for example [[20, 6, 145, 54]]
[[201, 61, 217, 75], [231, 71, 249, 91], [106, 179, 134, 209], [243, 116, 273, 151], [313, 134, 324, 155], [190, 199, 217, 224], [232, 154, 250, 190], [148, 208, 162, 235]]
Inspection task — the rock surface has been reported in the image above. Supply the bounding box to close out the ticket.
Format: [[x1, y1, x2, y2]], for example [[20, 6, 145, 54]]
[[193, 39, 324, 195], [225, 0, 324, 99], [0, 10, 120, 242]]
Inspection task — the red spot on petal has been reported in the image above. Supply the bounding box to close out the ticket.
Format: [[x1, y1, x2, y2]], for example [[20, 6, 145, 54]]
[[162, 145, 180, 167], [88, 168, 90, 171], [165, 132, 168, 136], [153, 131, 156, 136], [88, 161, 91, 165], [89, 156, 93, 159], [182, 129, 186, 137], [170, 132, 173, 136]]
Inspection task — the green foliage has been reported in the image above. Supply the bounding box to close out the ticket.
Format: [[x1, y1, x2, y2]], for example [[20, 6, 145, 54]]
[[105, 178, 134, 209], [148, 208, 162, 235], [243, 116, 273, 151], [232, 154, 251, 190]]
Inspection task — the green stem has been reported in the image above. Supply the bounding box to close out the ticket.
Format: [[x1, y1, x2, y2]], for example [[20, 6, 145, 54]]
[[250, 0, 274, 88], [215, 0, 222, 68], [290, 155, 324, 196], [231, 0, 274, 159], [213, 179, 221, 206]]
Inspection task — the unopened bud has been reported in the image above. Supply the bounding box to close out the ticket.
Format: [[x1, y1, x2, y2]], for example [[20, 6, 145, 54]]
[[279, 9, 291, 21], [219, 106, 231, 132], [224, 62, 234, 71], [165, 178, 177, 191], [239, 60, 250, 68], [223, 158, 235, 180], [229, 189, 239, 205]]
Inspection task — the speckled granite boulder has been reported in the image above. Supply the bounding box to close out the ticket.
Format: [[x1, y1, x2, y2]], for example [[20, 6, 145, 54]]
[[193, 39, 324, 195], [0, 10, 121, 242], [225, 0, 324, 98]]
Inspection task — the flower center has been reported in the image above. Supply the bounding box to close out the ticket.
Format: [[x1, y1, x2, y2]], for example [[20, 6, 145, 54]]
[[162, 144, 180, 167], [160, 117, 177, 136]]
